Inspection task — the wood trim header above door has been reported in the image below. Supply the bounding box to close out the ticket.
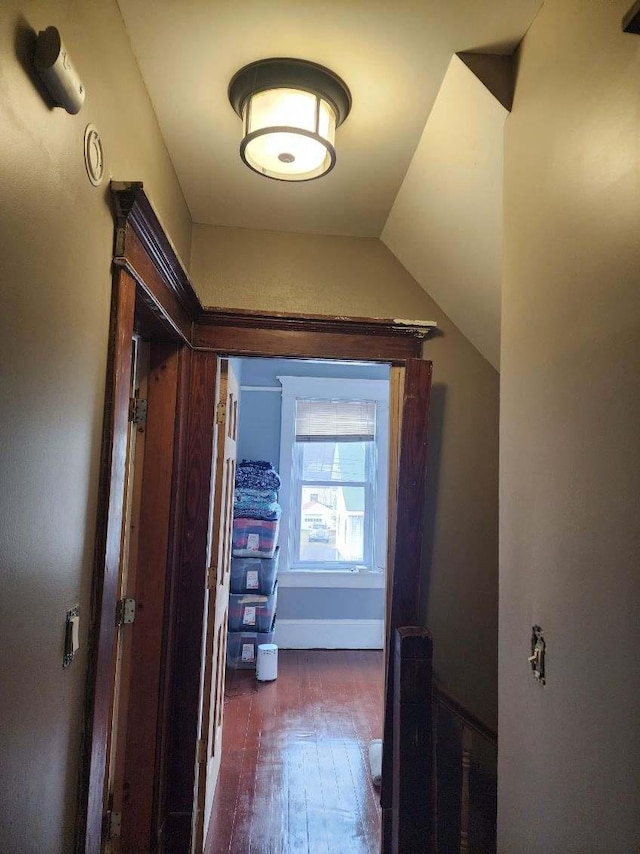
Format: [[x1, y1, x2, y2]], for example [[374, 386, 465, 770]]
[[111, 180, 203, 323], [109, 182, 433, 363], [193, 308, 424, 362], [111, 182, 199, 344]]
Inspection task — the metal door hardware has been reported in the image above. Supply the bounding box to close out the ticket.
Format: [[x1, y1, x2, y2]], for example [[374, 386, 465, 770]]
[[116, 598, 136, 626], [529, 625, 546, 684]]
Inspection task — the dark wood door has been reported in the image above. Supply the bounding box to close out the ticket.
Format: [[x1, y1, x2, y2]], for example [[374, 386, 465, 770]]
[[103, 336, 148, 853], [119, 341, 181, 851], [100, 337, 183, 852]]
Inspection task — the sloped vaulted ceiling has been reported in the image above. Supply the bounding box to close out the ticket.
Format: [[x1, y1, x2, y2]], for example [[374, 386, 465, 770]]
[[382, 55, 508, 370]]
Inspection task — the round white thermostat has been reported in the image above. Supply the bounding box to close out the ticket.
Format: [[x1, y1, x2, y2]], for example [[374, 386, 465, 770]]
[[84, 124, 104, 186]]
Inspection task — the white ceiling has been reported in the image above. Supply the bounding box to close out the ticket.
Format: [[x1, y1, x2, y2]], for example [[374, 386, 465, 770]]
[[117, 0, 542, 238]]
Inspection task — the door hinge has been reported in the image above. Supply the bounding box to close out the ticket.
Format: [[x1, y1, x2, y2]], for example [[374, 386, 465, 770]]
[[207, 566, 217, 589], [129, 396, 148, 424], [196, 738, 207, 764], [216, 402, 226, 425], [104, 810, 122, 840], [116, 597, 136, 627]]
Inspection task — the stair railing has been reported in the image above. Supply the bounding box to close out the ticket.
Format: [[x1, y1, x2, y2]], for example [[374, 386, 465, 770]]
[[432, 682, 498, 853], [387, 627, 497, 854]]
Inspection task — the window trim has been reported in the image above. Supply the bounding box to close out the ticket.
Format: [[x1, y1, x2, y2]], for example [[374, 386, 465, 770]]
[[278, 376, 389, 575], [277, 569, 385, 589]]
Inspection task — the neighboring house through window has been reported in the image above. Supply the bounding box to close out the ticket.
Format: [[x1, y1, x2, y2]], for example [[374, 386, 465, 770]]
[[278, 376, 389, 580]]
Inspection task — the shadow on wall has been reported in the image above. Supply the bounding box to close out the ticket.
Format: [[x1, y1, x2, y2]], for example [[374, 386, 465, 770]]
[[418, 381, 445, 624], [14, 15, 57, 108]]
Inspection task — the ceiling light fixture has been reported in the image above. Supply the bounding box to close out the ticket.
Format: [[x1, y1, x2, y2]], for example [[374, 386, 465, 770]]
[[228, 58, 351, 182]]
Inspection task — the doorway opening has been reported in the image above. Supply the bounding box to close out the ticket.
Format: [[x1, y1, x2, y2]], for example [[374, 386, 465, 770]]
[[201, 356, 391, 851], [81, 183, 433, 854]]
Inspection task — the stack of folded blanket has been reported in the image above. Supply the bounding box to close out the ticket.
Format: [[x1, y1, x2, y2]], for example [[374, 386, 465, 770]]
[[234, 488, 281, 521], [232, 460, 282, 558], [236, 460, 282, 492]]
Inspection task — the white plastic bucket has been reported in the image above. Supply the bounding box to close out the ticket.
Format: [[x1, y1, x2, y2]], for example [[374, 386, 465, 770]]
[[256, 643, 278, 681]]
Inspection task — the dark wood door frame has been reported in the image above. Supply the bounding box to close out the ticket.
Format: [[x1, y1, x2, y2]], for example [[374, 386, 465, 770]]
[[381, 358, 433, 851], [79, 181, 433, 853], [78, 186, 198, 853]]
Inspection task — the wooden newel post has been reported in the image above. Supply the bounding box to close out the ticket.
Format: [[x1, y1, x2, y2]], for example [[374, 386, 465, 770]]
[[391, 626, 434, 854]]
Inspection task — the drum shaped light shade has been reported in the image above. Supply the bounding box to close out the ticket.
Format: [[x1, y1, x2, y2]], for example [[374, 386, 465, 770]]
[[228, 59, 352, 182]]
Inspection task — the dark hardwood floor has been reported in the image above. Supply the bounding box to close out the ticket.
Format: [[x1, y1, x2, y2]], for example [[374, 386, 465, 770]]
[[205, 649, 384, 854]]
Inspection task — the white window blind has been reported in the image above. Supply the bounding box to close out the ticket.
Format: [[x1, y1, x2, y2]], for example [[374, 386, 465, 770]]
[[295, 399, 376, 443]]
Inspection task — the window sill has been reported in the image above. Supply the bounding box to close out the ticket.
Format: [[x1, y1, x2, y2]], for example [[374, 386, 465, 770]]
[[277, 570, 385, 589]]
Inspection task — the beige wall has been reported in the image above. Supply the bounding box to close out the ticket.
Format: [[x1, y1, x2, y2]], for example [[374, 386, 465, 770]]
[[383, 54, 507, 370], [192, 225, 500, 728], [0, 1, 191, 850], [499, 0, 640, 849]]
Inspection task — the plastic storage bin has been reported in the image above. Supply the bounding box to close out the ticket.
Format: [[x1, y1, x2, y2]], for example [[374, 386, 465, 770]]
[[230, 547, 279, 595], [226, 617, 276, 669], [232, 517, 280, 558], [228, 582, 278, 632]]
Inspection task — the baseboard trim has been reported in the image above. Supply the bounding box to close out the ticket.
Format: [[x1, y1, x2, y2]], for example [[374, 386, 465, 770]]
[[274, 618, 384, 649]]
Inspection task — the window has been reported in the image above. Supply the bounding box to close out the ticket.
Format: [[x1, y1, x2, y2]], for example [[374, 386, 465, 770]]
[[278, 377, 389, 576]]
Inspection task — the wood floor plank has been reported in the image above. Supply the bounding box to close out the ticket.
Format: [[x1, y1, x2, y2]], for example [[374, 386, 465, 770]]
[[205, 650, 383, 854], [310, 651, 368, 853]]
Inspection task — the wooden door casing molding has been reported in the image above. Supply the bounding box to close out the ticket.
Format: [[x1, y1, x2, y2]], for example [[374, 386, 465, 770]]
[[111, 181, 202, 345], [381, 358, 433, 852], [81, 181, 433, 853], [80, 185, 199, 853], [193, 308, 424, 362]]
